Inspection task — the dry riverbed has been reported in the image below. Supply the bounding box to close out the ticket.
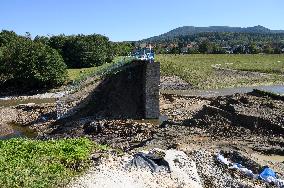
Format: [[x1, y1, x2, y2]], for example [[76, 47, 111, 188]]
[[1, 89, 284, 187]]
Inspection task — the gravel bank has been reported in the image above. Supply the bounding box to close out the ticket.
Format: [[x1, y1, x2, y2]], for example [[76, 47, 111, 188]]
[[68, 150, 202, 188]]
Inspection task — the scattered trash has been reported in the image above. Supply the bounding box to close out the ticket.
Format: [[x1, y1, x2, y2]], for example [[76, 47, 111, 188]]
[[217, 153, 230, 165], [41, 116, 47, 121], [230, 163, 254, 177], [130, 149, 203, 188], [216, 154, 284, 188], [259, 167, 284, 187], [18, 103, 36, 108], [240, 168, 254, 177], [130, 150, 169, 172], [259, 167, 276, 182], [275, 179, 284, 188]]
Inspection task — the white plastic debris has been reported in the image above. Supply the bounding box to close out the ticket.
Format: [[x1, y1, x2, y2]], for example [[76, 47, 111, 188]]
[[216, 154, 284, 188], [240, 168, 254, 177], [217, 154, 230, 165], [275, 179, 284, 188]]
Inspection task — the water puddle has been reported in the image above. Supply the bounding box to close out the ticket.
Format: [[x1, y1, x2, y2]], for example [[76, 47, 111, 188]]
[[161, 85, 284, 97], [0, 98, 55, 108], [0, 123, 37, 140]]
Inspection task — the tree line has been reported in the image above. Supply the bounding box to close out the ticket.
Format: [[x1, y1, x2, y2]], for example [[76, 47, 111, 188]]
[[143, 32, 284, 54], [0, 30, 132, 91]]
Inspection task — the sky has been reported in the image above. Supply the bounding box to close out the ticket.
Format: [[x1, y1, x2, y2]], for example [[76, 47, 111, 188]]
[[1, 0, 284, 41]]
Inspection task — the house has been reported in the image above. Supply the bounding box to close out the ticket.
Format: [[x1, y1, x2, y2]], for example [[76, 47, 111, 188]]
[[169, 43, 178, 48], [186, 44, 193, 48], [221, 46, 231, 54], [165, 46, 173, 53]]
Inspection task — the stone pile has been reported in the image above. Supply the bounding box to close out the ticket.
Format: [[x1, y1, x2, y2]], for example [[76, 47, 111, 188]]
[[86, 120, 156, 151]]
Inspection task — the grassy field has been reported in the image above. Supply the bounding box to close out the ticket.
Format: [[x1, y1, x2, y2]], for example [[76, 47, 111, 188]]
[[67, 63, 110, 82], [0, 138, 107, 188], [67, 56, 133, 83], [157, 54, 284, 89]]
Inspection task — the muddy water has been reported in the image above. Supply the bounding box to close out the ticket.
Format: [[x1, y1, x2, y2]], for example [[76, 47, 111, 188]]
[[0, 98, 55, 108], [161, 85, 284, 97], [0, 123, 37, 140]]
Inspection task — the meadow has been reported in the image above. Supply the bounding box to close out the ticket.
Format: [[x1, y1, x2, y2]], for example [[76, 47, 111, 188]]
[[157, 54, 284, 89]]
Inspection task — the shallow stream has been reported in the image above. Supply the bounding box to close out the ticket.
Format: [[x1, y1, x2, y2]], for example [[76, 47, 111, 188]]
[[0, 98, 55, 108], [0, 123, 37, 140]]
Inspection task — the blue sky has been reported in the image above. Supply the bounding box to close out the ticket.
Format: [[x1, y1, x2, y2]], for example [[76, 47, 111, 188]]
[[1, 0, 284, 41]]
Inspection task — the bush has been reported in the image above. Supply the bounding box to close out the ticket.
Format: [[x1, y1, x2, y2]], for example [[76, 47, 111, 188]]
[[0, 37, 67, 90], [0, 138, 94, 188]]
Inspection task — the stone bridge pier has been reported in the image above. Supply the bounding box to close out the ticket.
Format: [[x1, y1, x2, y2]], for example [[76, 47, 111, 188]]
[[143, 61, 160, 119], [89, 60, 160, 119], [56, 60, 160, 120]]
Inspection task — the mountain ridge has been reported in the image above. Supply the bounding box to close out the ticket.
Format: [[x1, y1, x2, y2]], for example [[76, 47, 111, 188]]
[[142, 25, 284, 42]]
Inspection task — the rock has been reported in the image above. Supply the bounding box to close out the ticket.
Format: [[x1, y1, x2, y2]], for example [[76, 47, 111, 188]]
[[84, 121, 104, 134], [164, 149, 203, 188], [91, 153, 104, 164]]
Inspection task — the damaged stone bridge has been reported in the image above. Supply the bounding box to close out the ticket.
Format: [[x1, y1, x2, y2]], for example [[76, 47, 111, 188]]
[[57, 60, 161, 120]]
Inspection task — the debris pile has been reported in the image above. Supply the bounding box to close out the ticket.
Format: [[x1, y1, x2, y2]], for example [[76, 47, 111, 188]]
[[217, 153, 284, 187], [69, 149, 203, 188]]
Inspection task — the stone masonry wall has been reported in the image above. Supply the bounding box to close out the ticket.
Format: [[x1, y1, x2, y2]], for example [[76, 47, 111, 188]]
[[143, 61, 160, 119], [57, 60, 160, 120]]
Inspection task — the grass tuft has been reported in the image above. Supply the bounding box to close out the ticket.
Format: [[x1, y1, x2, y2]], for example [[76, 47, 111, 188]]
[[0, 138, 102, 188]]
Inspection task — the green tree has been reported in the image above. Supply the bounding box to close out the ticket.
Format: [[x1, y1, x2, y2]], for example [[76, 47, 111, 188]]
[[263, 44, 274, 54], [48, 34, 67, 55], [62, 34, 113, 68], [0, 30, 19, 47], [113, 42, 133, 56], [212, 44, 226, 54], [34, 35, 50, 45], [248, 43, 261, 54], [198, 40, 213, 53], [0, 37, 67, 90]]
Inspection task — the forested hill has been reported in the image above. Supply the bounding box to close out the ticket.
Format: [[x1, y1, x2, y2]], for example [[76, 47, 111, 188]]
[[143, 25, 284, 42]]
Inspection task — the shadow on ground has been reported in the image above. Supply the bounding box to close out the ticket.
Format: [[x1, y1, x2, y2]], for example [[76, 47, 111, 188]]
[[50, 61, 150, 135]]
